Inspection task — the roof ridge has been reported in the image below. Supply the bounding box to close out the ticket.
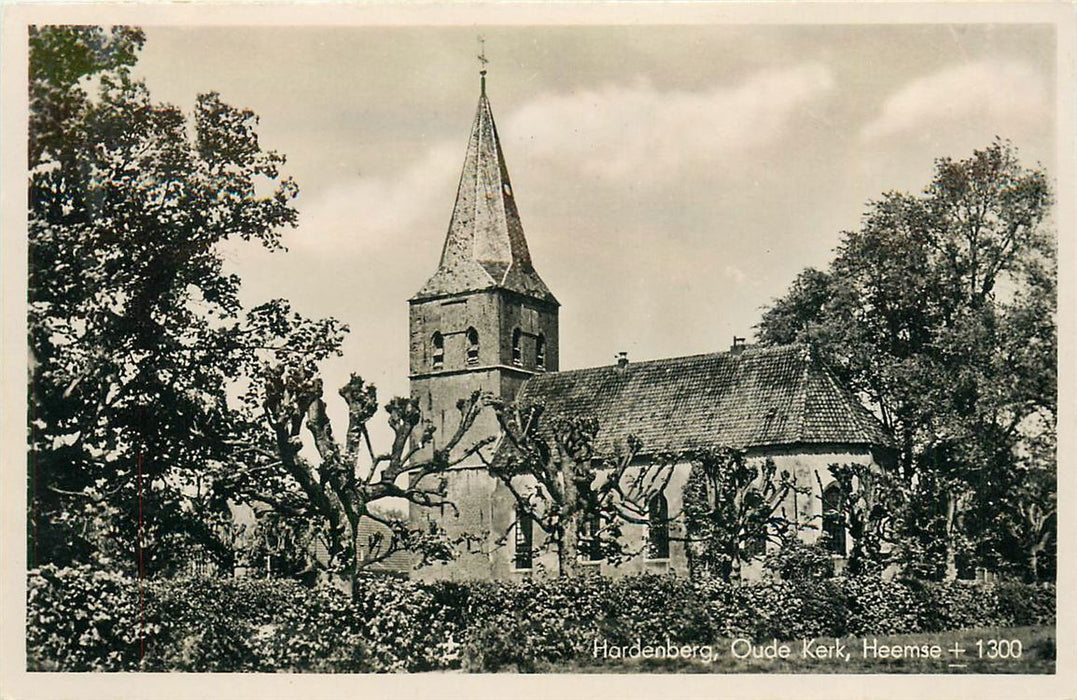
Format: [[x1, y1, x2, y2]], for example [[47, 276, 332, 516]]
[[526, 343, 806, 380]]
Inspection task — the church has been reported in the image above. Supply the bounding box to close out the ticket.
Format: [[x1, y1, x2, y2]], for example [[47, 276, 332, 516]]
[[406, 73, 894, 581]]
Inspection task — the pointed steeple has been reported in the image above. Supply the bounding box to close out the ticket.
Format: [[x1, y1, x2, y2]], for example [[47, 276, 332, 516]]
[[413, 79, 557, 304]]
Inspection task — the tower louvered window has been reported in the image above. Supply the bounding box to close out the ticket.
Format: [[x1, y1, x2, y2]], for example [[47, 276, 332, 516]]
[[466, 327, 479, 366], [512, 328, 522, 366], [432, 332, 444, 370], [536, 334, 546, 371]]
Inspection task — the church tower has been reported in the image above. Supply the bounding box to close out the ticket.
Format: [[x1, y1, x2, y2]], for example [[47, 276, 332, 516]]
[[408, 69, 559, 579], [409, 72, 559, 464]]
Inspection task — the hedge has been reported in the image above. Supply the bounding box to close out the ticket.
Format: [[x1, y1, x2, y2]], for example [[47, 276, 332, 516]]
[[27, 565, 1055, 672]]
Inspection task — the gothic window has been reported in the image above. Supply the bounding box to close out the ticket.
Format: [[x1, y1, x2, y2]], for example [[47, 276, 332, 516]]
[[822, 483, 846, 556], [647, 493, 670, 559], [512, 328, 522, 366], [514, 506, 533, 570], [581, 512, 603, 562], [536, 334, 546, 371], [466, 327, 479, 366], [431, 332, 444, 370]]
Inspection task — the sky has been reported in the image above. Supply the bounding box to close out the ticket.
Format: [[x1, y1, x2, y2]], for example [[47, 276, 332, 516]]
[[130, 23, 1057, 426]]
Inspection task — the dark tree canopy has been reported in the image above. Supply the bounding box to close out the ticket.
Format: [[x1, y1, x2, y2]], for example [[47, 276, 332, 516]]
[[756, 141, 1055, 580], [28, 25, 345, 575]]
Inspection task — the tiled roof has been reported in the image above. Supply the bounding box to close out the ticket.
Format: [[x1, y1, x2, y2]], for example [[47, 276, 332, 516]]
[[413, 87, 557, 304], [356, 516, 412, 572], [515, 344, 894, 457]]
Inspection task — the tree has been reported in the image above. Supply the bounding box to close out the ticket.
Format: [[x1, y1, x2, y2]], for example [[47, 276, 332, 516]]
[[680, 447, 807, 582], [815, 463, 903, 576], [757, 141, 1055, 580], [485, 402, 676, 577], [28, 25, 344, 575], [223, 364, 494, 593]]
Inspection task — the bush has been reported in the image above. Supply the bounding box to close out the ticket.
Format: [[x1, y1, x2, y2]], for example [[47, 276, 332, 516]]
[[841, 576, 926, 636], [26, 566, 1057, 672], [27, 565, 145, 671], [994, 581, 1056, 626]]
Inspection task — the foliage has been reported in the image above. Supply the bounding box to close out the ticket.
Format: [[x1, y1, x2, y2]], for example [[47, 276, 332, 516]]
[[28, 25, 345, 575], [682, 449, 808, 582], [27, 564, 147, 671], [762, 540, 834, 581], [756, 141, 1056, 581], [28, 567, 1056, 672]]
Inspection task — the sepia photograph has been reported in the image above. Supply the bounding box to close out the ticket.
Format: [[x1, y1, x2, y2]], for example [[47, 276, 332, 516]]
[[1, 2, 1074, 697]]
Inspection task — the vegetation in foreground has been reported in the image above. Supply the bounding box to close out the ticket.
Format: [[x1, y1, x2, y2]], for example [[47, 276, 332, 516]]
[[27, 567, 1055, 673]]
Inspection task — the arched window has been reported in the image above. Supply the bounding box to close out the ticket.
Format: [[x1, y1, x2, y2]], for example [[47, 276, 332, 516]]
[[466, 327, 479, 366], [431, 332, 444, 370], [582, 513, 603, 561], [536, 334, 546, 371], [514, 506, 533, 570], [822, 483, 846, 556], [511, 328, 522, 366], [647, 493, 670, 559]]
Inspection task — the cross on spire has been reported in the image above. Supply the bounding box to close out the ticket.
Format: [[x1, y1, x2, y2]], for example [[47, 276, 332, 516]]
[[478, 35, 488, 94]]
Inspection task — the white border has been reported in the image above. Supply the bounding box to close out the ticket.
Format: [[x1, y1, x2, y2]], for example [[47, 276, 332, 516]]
[[2, 3, 1074, 699]]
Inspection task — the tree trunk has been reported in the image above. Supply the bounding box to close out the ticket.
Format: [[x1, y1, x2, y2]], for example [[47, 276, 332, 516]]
[[558, 521, 580, 578], [1028, 527, 1050, 583], [349, 519, 360, 600], [944, 492, 958, 581], [558, 458, 580, 578]]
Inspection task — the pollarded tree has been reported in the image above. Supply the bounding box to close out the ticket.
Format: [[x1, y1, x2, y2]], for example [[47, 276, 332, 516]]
[[815, 462, 905, 576], [223, 364, 495, 594], [28, 25, 345, 575], [681, 447, 808, 582], [485, 402, 678, 577]]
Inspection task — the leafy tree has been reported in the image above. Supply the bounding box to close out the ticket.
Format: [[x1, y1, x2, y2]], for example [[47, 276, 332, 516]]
[[28, 25, 344, 575], [226, 365, 493, 593], [485, 402, 676, 577], [681, 448, 807, 582], [757, 141, 1055, 580]]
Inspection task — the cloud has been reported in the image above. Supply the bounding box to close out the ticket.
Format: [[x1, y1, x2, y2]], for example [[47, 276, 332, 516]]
[[282, 141, 460, 256], [861, 59, 1049, 142], [276, 64, 836, 256], [505, 64, 836, 183], [724, 265, 748, 284]]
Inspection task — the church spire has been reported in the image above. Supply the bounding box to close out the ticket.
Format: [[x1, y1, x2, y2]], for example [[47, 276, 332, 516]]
[[413, 67, 557, 304]]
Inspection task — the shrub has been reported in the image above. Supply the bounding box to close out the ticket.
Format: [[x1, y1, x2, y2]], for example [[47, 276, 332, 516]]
[[994, 581, 1056, 626], [919, 580, 1004, 631], [598, 574, 715, 647], [142, 576, 288, 671], [841, 576, 925, 636], [763, 541, 835, 581], [25, 567, 1057, 672], [27, 565, 145, 671]]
